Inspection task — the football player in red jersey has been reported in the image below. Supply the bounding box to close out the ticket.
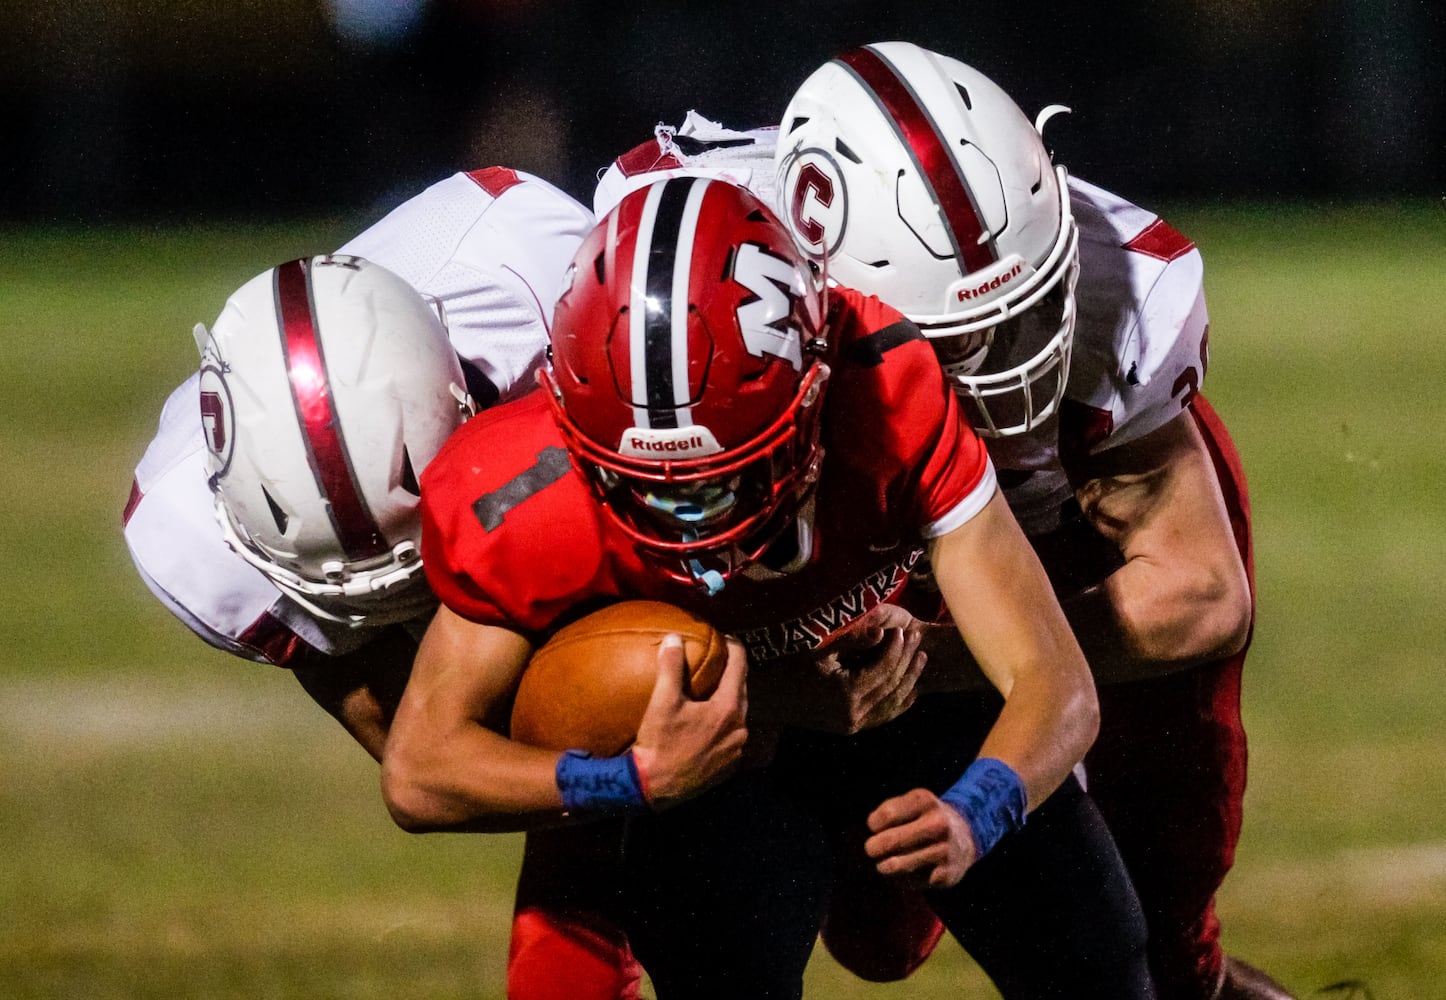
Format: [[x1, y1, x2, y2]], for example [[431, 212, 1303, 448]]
[[767, 42, 1294, 1000], [382, 177, 1158, 998]]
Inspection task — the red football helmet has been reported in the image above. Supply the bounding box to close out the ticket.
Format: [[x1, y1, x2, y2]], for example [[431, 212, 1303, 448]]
[[540, 177, 830, 592]]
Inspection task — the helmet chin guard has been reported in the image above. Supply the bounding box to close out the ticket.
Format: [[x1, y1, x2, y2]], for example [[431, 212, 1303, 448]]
[[939, 204, 1080, 437], [541, 362, 828, 591], [777, 41, 1082, 437]]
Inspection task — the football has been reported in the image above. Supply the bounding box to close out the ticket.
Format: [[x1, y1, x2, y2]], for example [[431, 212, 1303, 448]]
[[510, 600, 730, 756]]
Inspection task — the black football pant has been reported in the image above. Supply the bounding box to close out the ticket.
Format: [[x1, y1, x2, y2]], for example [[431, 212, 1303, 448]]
[[611, 692, 1155, 999]]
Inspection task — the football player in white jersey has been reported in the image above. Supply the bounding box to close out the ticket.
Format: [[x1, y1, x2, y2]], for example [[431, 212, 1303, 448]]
[[125, 167, 589, 750], [123, 169, 673, 999], [766, 42, 1288, 1000], [596, 42, 1294, 1000]]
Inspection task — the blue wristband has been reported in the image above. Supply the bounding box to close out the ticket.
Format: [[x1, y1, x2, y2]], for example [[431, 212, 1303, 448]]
[[555, 749, 648, 815], [940, 757, 1028, 859]]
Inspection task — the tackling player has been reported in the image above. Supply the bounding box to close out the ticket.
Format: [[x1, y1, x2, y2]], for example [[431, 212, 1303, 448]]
[[382, 177, 1157, 998], [593, 45, 1294, 998], [124, 167, 590, 757], [768, 42, 1291, 1000], [121, 169, 668, 999]]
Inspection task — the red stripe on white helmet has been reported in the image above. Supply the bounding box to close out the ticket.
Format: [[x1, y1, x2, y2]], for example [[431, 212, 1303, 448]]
[[837, 46, 998, 276], [275, 258, 388, 562]]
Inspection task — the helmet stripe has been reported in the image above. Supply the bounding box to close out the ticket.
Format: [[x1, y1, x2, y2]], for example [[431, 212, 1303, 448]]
[[837, 46, 997, 275], [671, 180, 709, 419], [631, 178, 705, 430], [274, 258, 388, 561]]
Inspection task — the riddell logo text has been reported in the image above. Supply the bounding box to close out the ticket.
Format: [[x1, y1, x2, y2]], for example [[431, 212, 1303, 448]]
[[957, 262, 1023, 302], [628, 435, 707, 453]]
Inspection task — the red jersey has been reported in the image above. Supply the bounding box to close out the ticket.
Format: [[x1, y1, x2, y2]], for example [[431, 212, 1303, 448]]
[[420, 288, 995, 663]]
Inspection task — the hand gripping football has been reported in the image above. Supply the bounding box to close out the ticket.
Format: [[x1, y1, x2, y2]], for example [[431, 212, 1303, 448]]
[[510, 601, 729, 756]]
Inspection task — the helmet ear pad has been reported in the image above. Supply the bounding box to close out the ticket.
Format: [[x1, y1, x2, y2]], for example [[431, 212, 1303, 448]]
[[544, 177, 831, 588], [776, 41, 1080, 436], [203, 255, 470, 624]]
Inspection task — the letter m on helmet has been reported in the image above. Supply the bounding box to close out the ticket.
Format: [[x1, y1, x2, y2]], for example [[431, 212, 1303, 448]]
[[733, 243, 804, 370]]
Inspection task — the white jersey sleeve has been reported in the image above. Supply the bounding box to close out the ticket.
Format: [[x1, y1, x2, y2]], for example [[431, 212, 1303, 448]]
[[1064, 176, 1211, 455], [341, 167, 594, 404], [126, 167, 592, 666], [594, 111, 781, 218], [123, 376, 371, 665]]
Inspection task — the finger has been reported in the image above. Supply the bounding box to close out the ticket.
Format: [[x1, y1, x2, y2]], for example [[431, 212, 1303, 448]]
[[864, 813, 951, 860], [862, 602, 913, 631], [887, 648, 928, 705], [714, 637, 749, 699], [849, 629, 909, 699], [874, 850, 940, 883], [928, 864, 960, 890], [830, 625, 884, 654], [898, 626, 925, 661], [866, 788, 934, 833], [869, 839, 951, 881], [863, 680, 920, 731], [646, 633, 687, 708], [873, 630, 908, 684], [814, 652, 846, 678]]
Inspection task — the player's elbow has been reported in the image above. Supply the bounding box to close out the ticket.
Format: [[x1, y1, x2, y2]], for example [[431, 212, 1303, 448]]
[[1039, 646, 1099, 764], [380, 753, 451, 833], [1126, 555, 1252, 666], [1068, 666, 1101, 758], [1194, 558, 1252, 660]]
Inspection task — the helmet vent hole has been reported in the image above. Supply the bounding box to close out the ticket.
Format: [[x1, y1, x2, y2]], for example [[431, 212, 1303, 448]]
[[955, 83, 972, 110], [262, 486, 289, 534], [835, 139, 862, 164], [593, 252, 606, 285], [745, 209, 767, 223], [401, 447, 420, 496], [786, 115, 809, 135]]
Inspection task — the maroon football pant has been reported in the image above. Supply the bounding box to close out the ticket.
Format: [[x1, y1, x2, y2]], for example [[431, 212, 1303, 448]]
[[823, 394, 1254, 998], [1084, 394, 1254, 1000]]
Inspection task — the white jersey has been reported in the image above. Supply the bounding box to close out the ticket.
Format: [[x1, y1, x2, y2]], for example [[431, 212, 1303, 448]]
[[124, 168, 594, 665], [592, 111, 780, 219], [593, 119, 1210, 533], [999, 176, 1210, 533]]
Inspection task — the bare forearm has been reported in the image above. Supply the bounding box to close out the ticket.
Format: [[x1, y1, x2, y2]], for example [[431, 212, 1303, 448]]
[[381, 724, 568, 833], [975, 668, 1097, 810], [380, 611, 569, 833], [929, 494, 1099, 809], [918, 564, 1249, 690], [1067, 410, 1252, 683], [291, 626, 419, 762], [1062, 561, 1249, 684]]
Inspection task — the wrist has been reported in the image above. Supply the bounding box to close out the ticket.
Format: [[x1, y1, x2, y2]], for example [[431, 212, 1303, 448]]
[[940, 757, 1027, 859], [555, 749, 650, 815]]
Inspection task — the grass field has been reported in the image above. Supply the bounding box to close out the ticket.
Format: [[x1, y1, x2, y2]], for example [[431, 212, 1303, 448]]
[[2, 202, 1443, 998]]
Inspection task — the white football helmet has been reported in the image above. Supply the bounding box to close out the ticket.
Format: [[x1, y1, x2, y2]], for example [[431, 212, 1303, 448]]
[[197, 255, 473, 626], [775, 41, 1080, 436]]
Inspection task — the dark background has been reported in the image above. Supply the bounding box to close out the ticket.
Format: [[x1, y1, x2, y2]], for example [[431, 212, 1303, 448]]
[[4, 0, 1442, 223]]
